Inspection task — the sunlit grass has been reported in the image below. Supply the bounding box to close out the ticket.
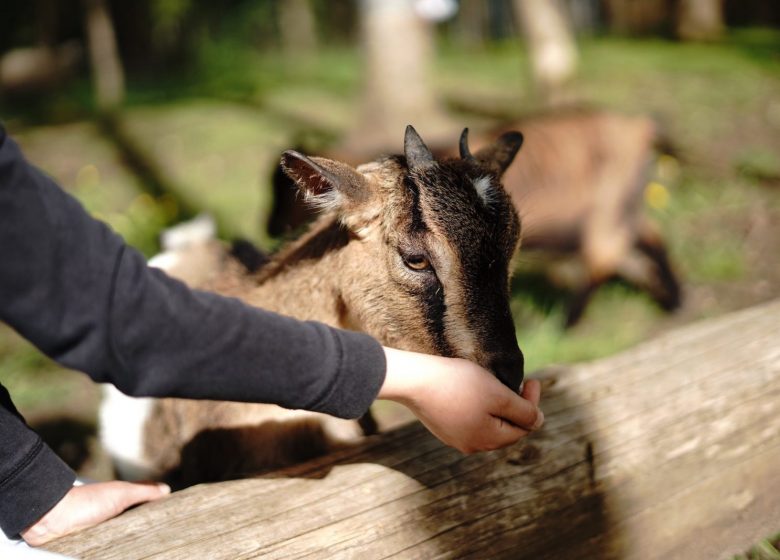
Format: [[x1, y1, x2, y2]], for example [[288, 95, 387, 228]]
[[120, 100, 294, 245], [514, 282, 664, 373], [0, 326, 92, 413], [733, 531, 780, 560]]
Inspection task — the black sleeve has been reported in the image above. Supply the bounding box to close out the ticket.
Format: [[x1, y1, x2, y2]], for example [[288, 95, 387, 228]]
[[0, 386, 76, 538], [0, 125, 386, 537]]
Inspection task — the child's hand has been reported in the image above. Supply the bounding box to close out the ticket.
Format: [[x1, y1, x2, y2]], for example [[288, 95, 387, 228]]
[[379, 347, 544, 454], [22, 481, 170, 546]]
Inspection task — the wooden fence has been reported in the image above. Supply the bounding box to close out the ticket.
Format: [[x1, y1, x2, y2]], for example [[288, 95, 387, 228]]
[[46, 299, 780, 559]]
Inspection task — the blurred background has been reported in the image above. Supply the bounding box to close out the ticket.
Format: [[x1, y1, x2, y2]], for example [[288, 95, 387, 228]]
[[0, 1, 779, 541]]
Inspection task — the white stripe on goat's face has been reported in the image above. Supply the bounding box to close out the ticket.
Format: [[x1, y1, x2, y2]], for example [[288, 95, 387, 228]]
[[472, 175, 495, 207]]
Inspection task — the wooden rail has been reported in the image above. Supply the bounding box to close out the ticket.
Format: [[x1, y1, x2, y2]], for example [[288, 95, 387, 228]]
[[46, 300, 780, 559]]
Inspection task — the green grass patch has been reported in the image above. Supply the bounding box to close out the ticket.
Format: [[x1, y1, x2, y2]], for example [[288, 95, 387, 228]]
[[736, 147, 780, 181], [0, 326, 87, 413], [733, 532, 780, 560], [514, 282, 663, 373], [120, 100, 296, 245]]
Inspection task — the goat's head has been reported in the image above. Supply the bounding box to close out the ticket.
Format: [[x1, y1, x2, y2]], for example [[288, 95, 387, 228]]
[[281, 126, 525, 390]]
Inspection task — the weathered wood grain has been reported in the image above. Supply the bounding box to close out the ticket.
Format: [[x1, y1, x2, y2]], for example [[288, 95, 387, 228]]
[[46, 300, 780, 559]]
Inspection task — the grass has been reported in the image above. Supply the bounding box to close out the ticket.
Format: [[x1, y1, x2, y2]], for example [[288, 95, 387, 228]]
[[514, 283, 666, 373], [119, 99, 291, 244], [734, 532, 780, 560], [0, 327, 95, 416]]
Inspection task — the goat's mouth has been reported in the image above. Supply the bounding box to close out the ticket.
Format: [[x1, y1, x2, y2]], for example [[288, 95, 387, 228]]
[[489, 353, 525, 392]]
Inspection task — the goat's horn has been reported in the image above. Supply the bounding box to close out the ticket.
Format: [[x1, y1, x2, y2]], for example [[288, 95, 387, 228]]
[[459, 128, 475, 162], [404, 125, 435, 170]]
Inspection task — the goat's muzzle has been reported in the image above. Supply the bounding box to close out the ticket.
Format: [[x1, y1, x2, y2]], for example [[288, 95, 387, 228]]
[[488, 351, 525, 393]]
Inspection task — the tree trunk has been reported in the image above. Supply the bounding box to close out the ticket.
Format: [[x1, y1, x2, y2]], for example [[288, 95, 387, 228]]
[[342, 0, 457, 156], [513, 0, 579, 105], [45, 299, 780, 559], [83, 0, 125, 112], [676, 0, 725, 41], [35, 0, 59, 47]]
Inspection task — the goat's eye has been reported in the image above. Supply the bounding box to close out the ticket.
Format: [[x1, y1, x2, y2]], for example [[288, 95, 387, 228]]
[[403, 254, 431, 271]]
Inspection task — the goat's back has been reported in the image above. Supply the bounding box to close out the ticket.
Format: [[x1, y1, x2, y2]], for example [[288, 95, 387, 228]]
[[105, 239, 362, 487], [482, 112, 658, 251]]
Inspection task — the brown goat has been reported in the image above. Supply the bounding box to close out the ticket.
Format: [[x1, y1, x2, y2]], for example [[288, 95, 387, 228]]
[[479, 111, 681, 325], [268, 110, 682, 326], [100, 126, 526, 486]]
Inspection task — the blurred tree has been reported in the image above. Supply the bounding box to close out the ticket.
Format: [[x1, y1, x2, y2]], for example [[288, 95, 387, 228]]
[[725, 0, 780, 26], [564, 0, 601, 35], [513, 0, 578, 104], [107, 1, 155, 73], [83, 0, 125, 112], [602, 0, 671, 35], [487, 0, 517, 40], [109, 1, 223, 75], [676, 0, 724, 41], [149, 0, 194, 63], [315, 0, 358, 44], [278, 0, 318, 55], [342, 0, 457, 155], [35, 0, 59, 47]]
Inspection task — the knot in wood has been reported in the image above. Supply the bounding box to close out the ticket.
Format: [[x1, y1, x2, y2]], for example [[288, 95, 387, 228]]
[[506, 443, 542, 466]]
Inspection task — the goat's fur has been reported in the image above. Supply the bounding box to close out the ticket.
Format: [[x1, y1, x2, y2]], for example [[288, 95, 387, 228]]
[[477, 111, 681, 325], [101, 126, 526, 487]]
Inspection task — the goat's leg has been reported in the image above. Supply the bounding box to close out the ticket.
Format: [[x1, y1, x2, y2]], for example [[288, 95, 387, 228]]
[[571, 228, 625, 327], [358, 409, 379, 436], [565, 278, 606, 328], [635, 219, 682, 312]]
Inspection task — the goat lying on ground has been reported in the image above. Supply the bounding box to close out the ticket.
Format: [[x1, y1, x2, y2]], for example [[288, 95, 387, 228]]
[[100, 125, 526, 486], [268, 110, 682, 326], [479, 111, 681, 326]]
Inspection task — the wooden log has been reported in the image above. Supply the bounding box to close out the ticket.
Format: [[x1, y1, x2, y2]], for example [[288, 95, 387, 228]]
[[46, 300, 780, 559]]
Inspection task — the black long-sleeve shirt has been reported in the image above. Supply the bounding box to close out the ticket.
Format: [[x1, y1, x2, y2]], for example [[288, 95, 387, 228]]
[[0, 125, 386, 537]]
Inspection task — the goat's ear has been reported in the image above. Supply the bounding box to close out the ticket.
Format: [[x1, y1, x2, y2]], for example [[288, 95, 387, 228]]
[[280, 150, 370, 213], [474, 131, 524, 177]]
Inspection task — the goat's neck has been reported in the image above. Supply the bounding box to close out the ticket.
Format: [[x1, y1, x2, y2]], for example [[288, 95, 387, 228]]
[[244, 216, 361, 328]]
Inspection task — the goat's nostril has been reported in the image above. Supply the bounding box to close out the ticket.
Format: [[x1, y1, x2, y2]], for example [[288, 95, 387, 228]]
[[490, 354, 525, 392]]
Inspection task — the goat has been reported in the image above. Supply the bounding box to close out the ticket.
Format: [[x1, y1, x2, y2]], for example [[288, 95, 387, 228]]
[[100, 125, 526, 487], [268, 110, 682, 326], [479, 110, 682, 326]]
